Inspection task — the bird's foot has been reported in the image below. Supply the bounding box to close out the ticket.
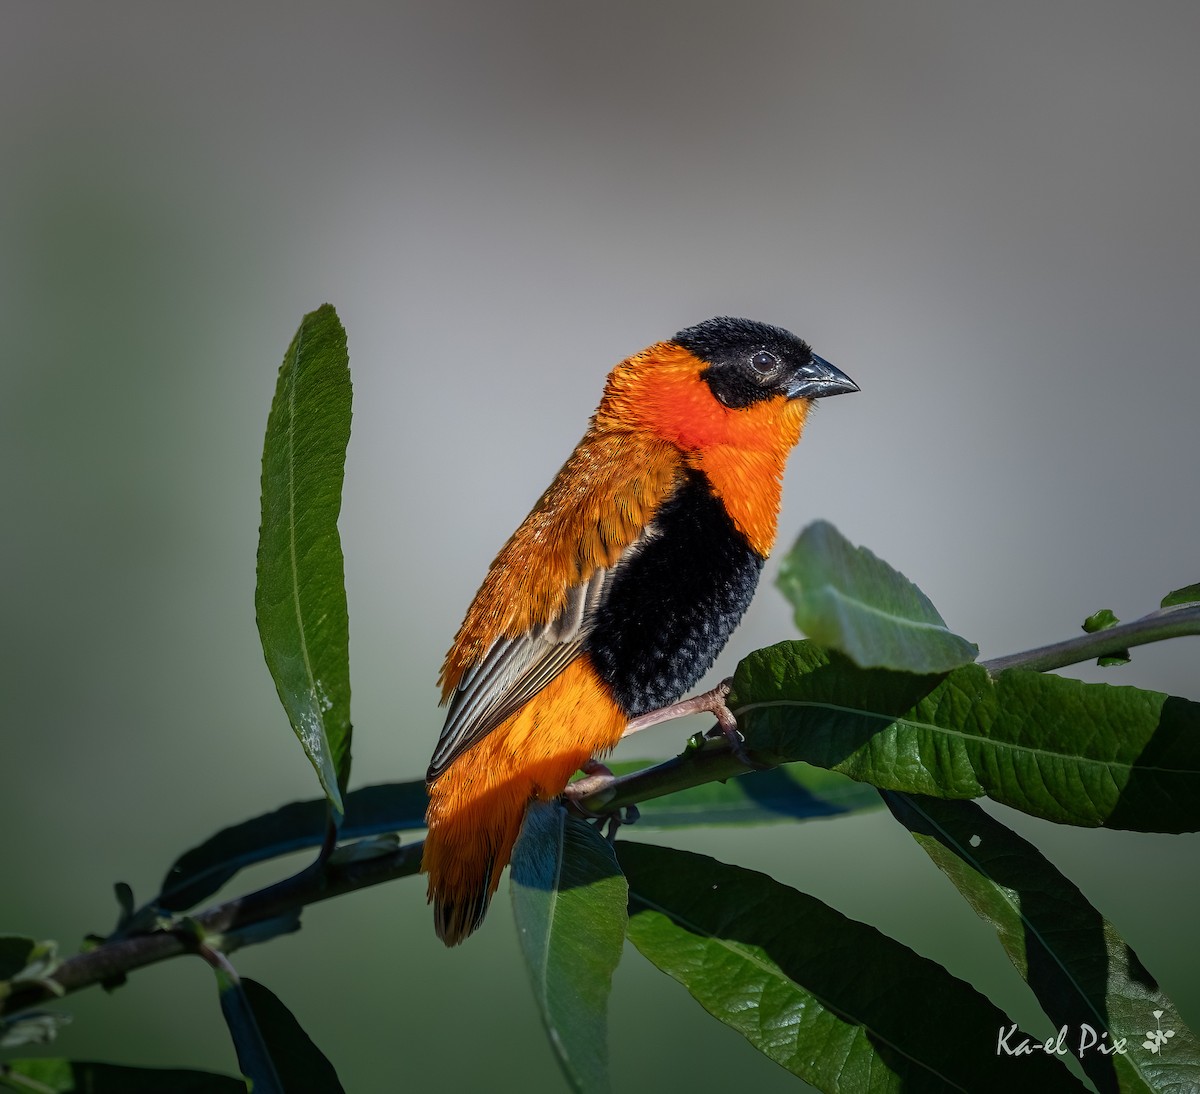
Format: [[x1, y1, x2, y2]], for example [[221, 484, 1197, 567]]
[[624, 679, 766, 769], [566, 760, 640, 840]]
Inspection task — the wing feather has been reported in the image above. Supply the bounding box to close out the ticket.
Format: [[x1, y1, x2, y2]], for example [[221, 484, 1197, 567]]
[[426, 566, 613, 781]]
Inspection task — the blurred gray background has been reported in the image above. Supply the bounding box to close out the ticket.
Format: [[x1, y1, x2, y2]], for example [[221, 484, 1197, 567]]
[[3, 3, 1197, 1091]]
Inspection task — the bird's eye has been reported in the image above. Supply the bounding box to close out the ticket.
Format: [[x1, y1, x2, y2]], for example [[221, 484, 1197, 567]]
[[749, 349, 780, 377]]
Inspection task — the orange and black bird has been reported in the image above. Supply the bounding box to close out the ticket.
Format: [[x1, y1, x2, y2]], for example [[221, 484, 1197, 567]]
[[422, 317, 858, 944]]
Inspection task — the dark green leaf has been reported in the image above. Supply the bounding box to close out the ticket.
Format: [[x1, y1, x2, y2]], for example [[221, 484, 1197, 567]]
[[240, 979, 345, 1094], [218, 911, 303, 953], [510, 802, 627, 1094], [215, 969, 283, 1094], [885, 793, 1200, 1094], [731, 641, 1200, 832], [0, 1059, 244, 1092], [0, 939, 37, 982], [0, 940, 59, 997], [618, 841, 1086, 1093], [777, 520, 978, 673], [256, 304, 353, 818], [112, 883, 134, 925], [1161, 583, 1200, 609], [157, 781, 426, 911], [581, 761, 882, 828]]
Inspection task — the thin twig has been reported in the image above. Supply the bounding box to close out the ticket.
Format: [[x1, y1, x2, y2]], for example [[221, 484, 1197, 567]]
[[0, 841, 423, 1019], [981, 602, 1200, 676], [567, 736, 752, 819]]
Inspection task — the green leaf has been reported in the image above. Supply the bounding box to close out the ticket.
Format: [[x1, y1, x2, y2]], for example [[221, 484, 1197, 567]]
[[884, 792, 1200, 1094], [214, 968, 284, 1094], [0, 939, 39, 982], [1083, 609, 1121, 633], [1082, 610, 1130, 666], [730, 641, 1200, 832], [0, 1060, 244, 1092], [256, 303, 353, 819], [1161, 583, 1200, 609], [777, 521, 978, 673], [157, 781, 426, 911], [510, 802, 627, 1094], [239, 979, 345, 1094], [581, 761, 883, 828], [0, 1011, 70, 1050], [618, 841, 1087, 1093], [0, 940, 60, 1001]]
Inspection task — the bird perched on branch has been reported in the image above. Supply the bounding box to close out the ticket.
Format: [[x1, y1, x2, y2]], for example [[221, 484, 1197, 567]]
[[422, 317, 858, 944]]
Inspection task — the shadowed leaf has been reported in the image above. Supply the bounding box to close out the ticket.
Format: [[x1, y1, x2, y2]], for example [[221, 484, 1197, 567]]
[[0, 939, 39, 982], [618, 841, 1086, 1092], [215, 968, 283, 1094], [885, 792, 1200, 1094], [777, 521, 978, 673], [0, 940, 61, 1025], [511, 802, 627, 1094], [157, 781, 426, 911], [731, 641, 1200, 832], [0, 1060, 244, 1092], [582, 760, 882, 828], [241, 978, 345, 1094]]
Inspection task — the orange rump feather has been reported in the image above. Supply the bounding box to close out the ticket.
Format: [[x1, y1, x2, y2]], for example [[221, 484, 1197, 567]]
[[423, 658, 626, 944]]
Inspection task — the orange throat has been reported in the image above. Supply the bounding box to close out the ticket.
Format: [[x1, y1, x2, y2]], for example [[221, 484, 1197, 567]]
[[598, 343, 810, 556]]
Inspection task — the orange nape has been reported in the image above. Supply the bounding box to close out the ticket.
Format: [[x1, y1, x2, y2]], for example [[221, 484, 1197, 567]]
[[422, 656, 626, 945]]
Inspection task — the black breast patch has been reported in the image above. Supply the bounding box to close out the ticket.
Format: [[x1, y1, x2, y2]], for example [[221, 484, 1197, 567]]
[[583, 468, 764, 716]]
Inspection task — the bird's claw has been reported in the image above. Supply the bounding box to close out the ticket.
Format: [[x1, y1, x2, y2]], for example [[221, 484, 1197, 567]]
[[590, 802, 640, 841], [566, 760, 639, 840], [670, 679, 769, 769], [704, 722, 769, 770]]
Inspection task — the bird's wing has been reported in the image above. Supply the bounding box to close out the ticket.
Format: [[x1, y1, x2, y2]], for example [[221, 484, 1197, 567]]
[[426, 565, 614, 781]]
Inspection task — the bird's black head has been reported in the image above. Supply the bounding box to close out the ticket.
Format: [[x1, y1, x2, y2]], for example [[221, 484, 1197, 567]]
[[674, 316, 858, 409]]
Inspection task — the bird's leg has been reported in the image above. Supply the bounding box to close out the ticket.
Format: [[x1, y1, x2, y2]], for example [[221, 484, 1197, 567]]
[[565, 759, 640, 839], [623, 679, 765, 769]]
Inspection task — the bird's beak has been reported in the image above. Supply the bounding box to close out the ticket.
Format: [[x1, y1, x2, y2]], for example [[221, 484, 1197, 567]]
[[786, 355, 860, 400]]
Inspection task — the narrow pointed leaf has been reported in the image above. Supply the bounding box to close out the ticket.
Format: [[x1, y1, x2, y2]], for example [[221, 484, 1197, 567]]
[[777, 520, 978, 673], [215, 968, 284, 1094], [884, 792, 1200, 1094], [240, 978, 345, 1094], [510, 802, 627, 1094], [577, 761, 882, 828], [731, 641, 1200, 832], [618, 841, 1086, 1092], [256, 303, 353, 818], [157, 781, 427, 911], [0, 1060, 245, 1092]]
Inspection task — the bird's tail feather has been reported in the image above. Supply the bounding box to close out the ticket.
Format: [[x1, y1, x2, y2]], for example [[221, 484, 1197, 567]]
[[422, 660, 628, 945], [424, 777, 517, 946]]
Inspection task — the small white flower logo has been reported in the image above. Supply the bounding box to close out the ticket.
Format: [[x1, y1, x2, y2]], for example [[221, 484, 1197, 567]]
[[1142, 1010, 1176, 1054]]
